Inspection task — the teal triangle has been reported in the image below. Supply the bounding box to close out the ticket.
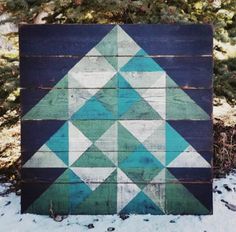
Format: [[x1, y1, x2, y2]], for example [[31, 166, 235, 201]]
[[46, 122, 68, 165], [74, 169, 117, 214], [71, 145, 115, 167], [56, 74, 68, 88], [121, 167, 162, 189], [120, 98, 162, 119], [71, 96, 114, 119], [22, 77, 68, 120], [26, 169, 70, 214], [118, 123, 142, 162], [66, 169, 93, 213], [94, 88, 117, 117], [120, 144, 163, 168], [120, 191, 164, 215], [120, 49, 163, 72], [71, 120, 114, 142], [166, 123, 189, 165], [96, 26, 118, 70], [118, 76, 142, 117], [104, 73, 118, 88], [166, 85, 210, 120], [118, 72, 132, 88]]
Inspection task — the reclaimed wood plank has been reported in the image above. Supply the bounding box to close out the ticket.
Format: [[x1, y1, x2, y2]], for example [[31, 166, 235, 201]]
[[20, 56, 212, 89], [19, 24, 212, 56], [21, 120, 212, 153], [21, 88, 211, 120]]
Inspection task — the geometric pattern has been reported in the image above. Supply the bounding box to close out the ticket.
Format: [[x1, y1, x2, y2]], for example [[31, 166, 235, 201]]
[[21, 25, 212, 215]]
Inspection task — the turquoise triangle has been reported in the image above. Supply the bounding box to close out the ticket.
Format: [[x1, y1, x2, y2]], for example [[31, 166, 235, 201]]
[[120, 191, 164, 214], [118, 72, 132, 88], [71, 96, 114, 119], [120, 49, 163, 72], [166, 123, 189, 165], [120, 144, 163, 168], [46, 122, 68, 165], [67, 169, 92, 213], [118, 76, 142, 117]]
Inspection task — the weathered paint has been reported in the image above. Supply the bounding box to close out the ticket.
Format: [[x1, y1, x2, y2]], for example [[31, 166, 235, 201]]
[[20, 24, 213, 215]]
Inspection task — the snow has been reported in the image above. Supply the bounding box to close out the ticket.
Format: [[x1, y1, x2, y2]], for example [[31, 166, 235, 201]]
[[0, 172, 236, 232]]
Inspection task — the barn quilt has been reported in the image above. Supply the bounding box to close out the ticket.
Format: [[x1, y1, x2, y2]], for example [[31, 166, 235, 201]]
[[20, 25, 213, 215]]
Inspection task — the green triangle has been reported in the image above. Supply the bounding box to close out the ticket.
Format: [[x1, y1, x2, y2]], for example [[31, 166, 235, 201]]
[[166, 75, 178, 88], [118, 123, 142, 161], [120, 191, 164, 215], [120, 99, 162, 119], [74, 169, 117, 214], [71, 120, 114, 142], [121, 167, 163, 189], [166, 84, 210, 120], [26, 169, 70, 214], [23, 76, 68, 120], [96, 26, 118, 70], [71, 145, 115, 167], [103, 73, 118, 88], [165, 169, 209, 214]]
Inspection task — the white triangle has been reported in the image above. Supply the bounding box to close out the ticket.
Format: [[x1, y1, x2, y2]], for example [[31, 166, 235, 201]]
[[167, 145, 211, 168], [71, 167, 116, 191], [68, 121, 92, 166], [120, 120, 163, 143], [95, 122, 117, 165], [120, 71, 166, 88], [68, 48, 116, 88], [142, 122, 166, 165], [23, 144, 67, 168], [117, 168, 141, 212], [136, 88, 166, 119]]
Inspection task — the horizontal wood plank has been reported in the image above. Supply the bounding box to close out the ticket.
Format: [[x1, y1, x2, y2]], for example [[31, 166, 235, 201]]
[[21, 120, 212, 153], [19, 24, 212, 56], [20, 56, 212, 88], [21, 88, 212, 120]]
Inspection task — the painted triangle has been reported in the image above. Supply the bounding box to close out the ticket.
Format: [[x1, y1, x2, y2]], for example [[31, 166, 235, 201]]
[[167, 145, 211, 168], [120, 167, 163, 189], [71, 120, 114, 142], [71, 96, 114, 119], [46, 122, 69, 165], [22, 168, 67, 213], [120, 49, 163, 72], [118, 122, 142, 158], [71, 167, 116, 191], [119, 144, 163, 168], [71, 145, 115, 167], [166, 84, 209, 120], [95, 26, 118, 70], [120, 99, 162, 119], [23, 144, 67, 168], [120, 191, 164, 215], [73, 169, 117, 214], [166, 122, 189, 165], [165, 169, 209, 214]]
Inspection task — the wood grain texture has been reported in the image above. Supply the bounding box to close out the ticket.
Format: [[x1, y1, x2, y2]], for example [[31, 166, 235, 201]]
[[19, 24, 212, 56], [20, 56, 212, 88]]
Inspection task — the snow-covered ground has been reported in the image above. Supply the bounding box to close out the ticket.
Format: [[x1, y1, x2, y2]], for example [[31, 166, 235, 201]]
[[0, 172, 236, 232]]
